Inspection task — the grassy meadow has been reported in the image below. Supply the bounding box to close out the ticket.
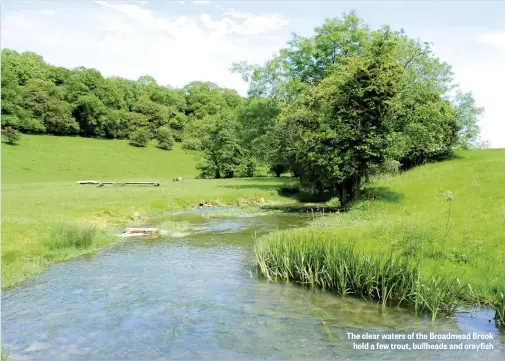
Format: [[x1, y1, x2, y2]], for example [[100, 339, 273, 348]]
[[1, 135, 294, 288], [256, 149, 505, 323]]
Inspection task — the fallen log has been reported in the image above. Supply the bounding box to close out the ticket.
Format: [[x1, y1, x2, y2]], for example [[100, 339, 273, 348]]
[[77, 181, 160, 187], [76, 180, 100, 184]]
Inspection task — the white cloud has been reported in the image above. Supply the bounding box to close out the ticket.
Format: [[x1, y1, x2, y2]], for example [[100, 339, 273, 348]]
[[41, 9, 56, 16], [193, 0, 211, 4], [477, 31, 505, 50], [1, 1, 289, 97], [2, 12, 30, 29]]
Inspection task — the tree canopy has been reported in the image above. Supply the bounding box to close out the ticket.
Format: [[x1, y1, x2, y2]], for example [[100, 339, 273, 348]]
[[1, 49, 244, 143]]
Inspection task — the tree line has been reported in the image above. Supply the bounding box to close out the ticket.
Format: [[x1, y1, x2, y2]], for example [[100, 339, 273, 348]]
[[1, 11, 485, 205], [1, 48, 247, 145]]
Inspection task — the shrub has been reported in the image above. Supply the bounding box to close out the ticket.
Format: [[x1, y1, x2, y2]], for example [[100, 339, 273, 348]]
[[326, 196, 341, 208], [172, 130, 183, 143], [2, 127, 21, 145], [278, 182, 300, 196], [129, 128, 150, 147], [156, 126, 175, 150], [181, 137, 203, 150]]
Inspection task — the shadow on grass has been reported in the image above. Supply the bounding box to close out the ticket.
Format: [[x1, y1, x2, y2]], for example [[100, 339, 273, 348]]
[[362, 186, 404, 203], [220, 184, 288, 191], [1, 140, 19, 146], [218, 177, 294, 192], [400, 152, 464, 171], [260, 203, 337, 214]]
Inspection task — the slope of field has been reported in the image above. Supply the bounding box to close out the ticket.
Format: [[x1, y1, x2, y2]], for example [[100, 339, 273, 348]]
[[257, 149, 505, 303], [1, 135, 294, 288]]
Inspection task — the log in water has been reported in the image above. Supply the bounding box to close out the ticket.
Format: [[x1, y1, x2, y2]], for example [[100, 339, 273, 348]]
[[123, 227, 160, 235]]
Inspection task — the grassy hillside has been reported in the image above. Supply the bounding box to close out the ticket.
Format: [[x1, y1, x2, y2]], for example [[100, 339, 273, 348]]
[[1, 135, 199, 183], [1, 135, 294, 288], [256, 149, 505, 314]]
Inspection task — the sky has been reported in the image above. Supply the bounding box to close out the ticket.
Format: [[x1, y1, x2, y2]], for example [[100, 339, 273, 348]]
[[1, 0, 504, 148]]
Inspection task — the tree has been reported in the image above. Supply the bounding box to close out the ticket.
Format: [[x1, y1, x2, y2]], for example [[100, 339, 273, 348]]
[[156, 126, 175, 150], [2, 126, 21, 145], [1, 49, 47, 132], [132, 97, 170, 134], [452, 90, 484, 149], [232, 12, 485, 200], [151, 86, 187, 113], [231, 11, 371, 98], [107, 77, 140, 111], [49, 66, 72, 86], [197, 114, 244, 179], [129, 128, 150, 147], [72, 94, 107, 137], [1, 49, 50, 86], [279, 28, 405, 204], [21, 79, 79, 134], [64, 67, 106, 104], [184, 81, 237, 120]]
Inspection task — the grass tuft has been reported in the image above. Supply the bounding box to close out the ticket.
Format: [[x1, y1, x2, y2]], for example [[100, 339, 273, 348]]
[[43, 224, 103, 250]]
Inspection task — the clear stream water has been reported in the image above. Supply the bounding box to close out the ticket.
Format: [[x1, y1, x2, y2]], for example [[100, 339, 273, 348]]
[[2, 208, 504, 360]]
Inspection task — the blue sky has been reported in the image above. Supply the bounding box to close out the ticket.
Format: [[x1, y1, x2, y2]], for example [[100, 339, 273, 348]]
[[1, 1, 504, 147]]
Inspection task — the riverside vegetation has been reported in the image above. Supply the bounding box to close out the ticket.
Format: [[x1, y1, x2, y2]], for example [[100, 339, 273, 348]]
[[256, 149, 505, 326], [1, 11, 503, 326]]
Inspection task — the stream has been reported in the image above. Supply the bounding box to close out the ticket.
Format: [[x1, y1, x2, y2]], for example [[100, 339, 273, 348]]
[[2, 208, 504, 360]]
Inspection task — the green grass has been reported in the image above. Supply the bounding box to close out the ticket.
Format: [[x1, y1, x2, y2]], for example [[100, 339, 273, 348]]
[[1, 135, 295, 288], [43, 224, 109, 251], [255, 149, 505, 324]]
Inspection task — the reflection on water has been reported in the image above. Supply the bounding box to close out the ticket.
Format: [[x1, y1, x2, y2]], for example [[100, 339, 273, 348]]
[[2, 211, 504, 360]]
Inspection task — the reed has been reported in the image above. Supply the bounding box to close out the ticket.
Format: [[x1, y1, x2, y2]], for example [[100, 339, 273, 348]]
[[255, 228, 463, 320]]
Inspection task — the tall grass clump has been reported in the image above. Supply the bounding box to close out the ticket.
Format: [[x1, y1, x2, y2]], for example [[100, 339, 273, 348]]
[[255, 228, 462, 321], [43, 224, 105, 250]]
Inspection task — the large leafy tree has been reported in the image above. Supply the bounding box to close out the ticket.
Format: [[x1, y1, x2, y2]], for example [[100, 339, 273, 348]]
[[1, 49, 50, 131], [234, 97, 280, 162], [21, 79, 78, 134], [284, 28, 405, 204], [232, 11, 484, 192], [197, 113, 244, 179]]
